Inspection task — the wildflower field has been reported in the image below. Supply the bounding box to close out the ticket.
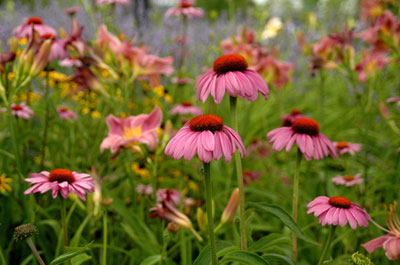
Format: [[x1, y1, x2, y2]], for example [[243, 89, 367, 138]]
[[1, 0, 400, 264]]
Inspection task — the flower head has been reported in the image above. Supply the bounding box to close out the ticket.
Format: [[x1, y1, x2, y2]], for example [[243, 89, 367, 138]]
[[170, 101, 203, 116], [13, 17, 56, 40], [307, 196, 370, 229], [136, 184, 153, 195], [165, 114, 245, 163], [0, 102, 34, 119], [243, 170, 262, 185], [362, 201, 400, 260], [165, 0, 204, 19], [267, 117, 337, 161], [281, 109, 304, 127], [332, 173, 363, 187], [57, 107, 77, 120], [0, 173, 12, 193], [101, 106, 162, 153], [334, 141, 361, 155], [150, 201, 193, 229], [157, 188, 180, 205], [196, 54, 269, 104], [14, 223, 38, 241], [24, 169, 94, 201]]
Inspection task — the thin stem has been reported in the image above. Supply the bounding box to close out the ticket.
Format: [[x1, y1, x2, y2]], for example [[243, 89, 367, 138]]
[[229, 96, 247, 250], [189, 228, 203, 242], [26, 238, 46, 265], [103, 212, 108, 265], [292, 148, 302, 261], [214, 222, 224, 233], [180, 229, 187, 265], [203, 162, 217, 265], [317, 226, 336, 265], [40, 72, 50, 170], [60, 198, 68, 248]]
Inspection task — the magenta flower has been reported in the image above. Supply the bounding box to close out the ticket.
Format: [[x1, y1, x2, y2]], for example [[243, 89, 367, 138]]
[[24, 169, 94, 201], [331, 173, 363, 187], [101, 106, 162, 153], [267, 117, 337, 161], [136, 184, 153, 195], [165, 0, 204, 19], [0, 102, 34, 119], [157, 188, 180, 205], [243, 170, 262, 185], [59, 57, 82, 68], [170, 101, 202, 116], [13, 17, 56, 40], [64, 6, 81, 16], [362, 202, 400, 260], [165, 114, 245, 163], [57, 107, 77, 120], [355, 49, 389, 82], [196, 54, 269, 104], [307, 196, 370, 229], [150, 201, 193, 229], [281, 109, 304, 127], [334, 141, 361, 155], [246, 137, 270, 159]]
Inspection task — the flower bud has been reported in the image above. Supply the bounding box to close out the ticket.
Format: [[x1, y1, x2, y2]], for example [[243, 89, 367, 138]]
[[221, 188, 239, 224], [30, 39, 51, 77], [196, 208, 206, 231], [14, 223, 38, 241]]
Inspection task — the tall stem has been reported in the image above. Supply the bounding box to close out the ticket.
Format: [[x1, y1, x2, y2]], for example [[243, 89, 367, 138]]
[[317, 226, 336, 265], [103, 212, 108, 265], [203, 162, 217, 265], [174, 15, 188, 100], [229, 96, 247, 250], [40, 72, 50, 170], [292, 148, 302, 261], [26, 238, 46, 265], [60, 198, 68, 248]]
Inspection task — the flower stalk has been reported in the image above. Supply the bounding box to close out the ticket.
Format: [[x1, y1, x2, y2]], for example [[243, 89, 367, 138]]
[[203, 162, 217, 265], [317, 226, 336, 265], [292, 147, 302, 261]]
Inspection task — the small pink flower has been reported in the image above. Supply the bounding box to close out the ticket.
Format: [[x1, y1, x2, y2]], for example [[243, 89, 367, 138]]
[[64, 6, 81, 16], [172, 77, 193, 85], [334, 141, 361, 155], [157, 188, 180, 205], [281, 109, 304, 127], [24, 169, 94, 201], [196, 54, 269, 104], [307, 196, 370, 229], [387, 97, 400, 107], [170, 101, 202, 116], [150, 201, 193, 229], [246, 137, 270, 159], [267, 117, 337, 161], [136, 184, 153, 195], [13, 17, 56, 40], [331, 173, 363, 186], [101, 106, 162, 153], [362, 202, 400, 260], [59, 57, 82, 67], [0, 102, 34, 119], [355, 48, 389, 82], [41, 33, 68, 62], [165, 0, 204, 19], [165, 114, 246, 163], [57, 107, 77, 120], [243, 170, 262, 185], [97, 0, 130, 5]]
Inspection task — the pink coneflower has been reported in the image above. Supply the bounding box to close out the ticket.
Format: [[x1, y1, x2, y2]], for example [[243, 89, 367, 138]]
[[281, 109, 304, 127], [136, 184, 153, 195], [13, 17, 56, 40], [307, 196, 370, 229], [64, 6, 81, 16], [362, 202, 400, 260], [100, 106, 162, 153], [165, 114, 245, 163], [59, 57, 82, 67], [157, 188, 180, 205], [24, 169, 94, 201], [267, 117, 337, 161], [165, 0, 204, 19], [170, 101, 202, 116], [331, 173, 363, 186], [97, 0, 130, 5], [57, 107, 77, 120], [0, 102, 34, 119], [334, 141, 361, 155], [246, 137, 270, 159], [196, 54, 269, 104]]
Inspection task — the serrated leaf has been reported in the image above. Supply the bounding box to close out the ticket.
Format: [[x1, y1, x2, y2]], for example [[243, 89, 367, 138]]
[[248, 233, 290, 252], [249, 203, 318, 246], [194, 241, 234, 265], [220, 251, 270, 265], [263, 253, 296, 265]]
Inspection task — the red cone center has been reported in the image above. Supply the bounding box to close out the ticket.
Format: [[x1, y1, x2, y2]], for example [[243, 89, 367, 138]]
[[213, 54, 248, 75], [27, 17, 43, 25], [189, 114, 223, 132], [181, 101, 193, 107], [291, 117, 320, 136], [336, 141, 349, 149], [12, 105, 23, 111], [41, 33, 56, 40], [329, 196, 351, 209], [180, 2, 192, 8], [58, 107, 69, 112], [49, 169, 75, 183], [291, 109, 302, 115], [343, 175, 354, 181]]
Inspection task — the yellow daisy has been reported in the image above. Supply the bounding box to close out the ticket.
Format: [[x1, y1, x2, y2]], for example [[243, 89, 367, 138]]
[[0, 174, 12, 193]]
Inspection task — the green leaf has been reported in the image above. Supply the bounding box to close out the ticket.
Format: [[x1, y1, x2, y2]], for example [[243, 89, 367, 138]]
[[249, 203, 318, 246], [71, 253, 92, 265], [193, 241, 234, 265], [49, 247, 90, 265], [248, 233, 290, 252], [140, 255, 161, 265], [220, 251, 270, 265], [263, 253, 296, 265], [70, 213, 92, 247]]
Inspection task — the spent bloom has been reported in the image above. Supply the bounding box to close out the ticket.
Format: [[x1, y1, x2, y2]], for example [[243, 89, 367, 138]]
[[362, 201, 400, 260], [267, 117, 337, 161], [165, 114, 246, 163], [196, 54, 269, 104], [332, 173, 363, 187], [0, 102, 34, 119], [13, 17, 56, 40], [157, 188, 180, 205], [307, 196, 370, 229], [14, 223, 38, 241], [24, 169, 94, 201], [57, 107, 77, 120], [334, 141, 361, 155], [150, 201, 193, 229], [100, 106, 162, 153], [0, 173, 12, 194], [165, 0, 204, 19], [170, 101, 203, 116]]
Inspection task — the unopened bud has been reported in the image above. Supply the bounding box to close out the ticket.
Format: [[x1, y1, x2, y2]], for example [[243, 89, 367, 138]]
[[221, 188, 239, 224], [196, 208, 206, 231], [14, 223, 38, 241], [30, 39, 51, 77]]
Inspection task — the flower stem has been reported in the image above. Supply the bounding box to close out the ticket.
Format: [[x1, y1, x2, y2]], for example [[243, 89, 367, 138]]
[[103, 212, 108, 265], [60, 198, 68, 248], [317, 226, 336, 265], [229, 96, 247, 250], [26, 238, 46, 265], [203, 162, 217, 265], [40, 71, 50, 170], [292, 148, 302, 261]]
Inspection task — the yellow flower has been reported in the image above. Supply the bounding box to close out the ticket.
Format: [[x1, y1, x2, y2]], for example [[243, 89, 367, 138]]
[[262, 17, 283, 39], [153, 86, 165, 97], [132, 163, 150, 179], [91, 111, 101, 119], [0, 174, 12, 193], [18, 38, 28, 46]]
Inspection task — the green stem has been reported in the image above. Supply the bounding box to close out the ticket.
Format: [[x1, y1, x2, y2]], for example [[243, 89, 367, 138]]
[[103, 212, 107, 265], [40, 72, 50, 170], [26, 238, 46, 265], [317, 226, 336, 265], [229, 96, 247, 250], [60, 198, 68, 248], [292, 148, 302, 261], [214, 222, 224, 233], [203, 162, 217, 265], [180, 229, 187, 265]]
